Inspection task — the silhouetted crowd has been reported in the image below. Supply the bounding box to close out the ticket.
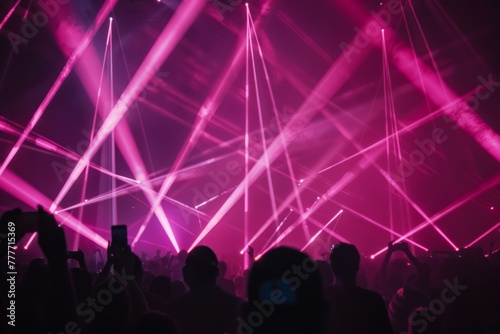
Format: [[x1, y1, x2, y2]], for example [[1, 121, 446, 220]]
[[1, 207, 500, 333]]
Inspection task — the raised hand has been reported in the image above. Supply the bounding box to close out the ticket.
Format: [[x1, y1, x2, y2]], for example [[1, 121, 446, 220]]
[[113, 245, 135, 277], [247, 246, 254, 258], [75, 248, 87, 271], [37, 206, 67, 262]]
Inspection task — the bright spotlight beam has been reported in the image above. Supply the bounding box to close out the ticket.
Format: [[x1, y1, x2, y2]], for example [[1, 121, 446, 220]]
[[247, 11, 280, 228], [0, 0, 119, 177], [259, 149, 380, 254], [465, 221, 500, 248], [189, 30, 372, 251], [301, 210, 343, 251], [49, 0, 207, 252], [0, 117, 138, 185], [248, 10, 308, 238], [0, 0, 20, 30], [240, 145, 350, 253], [307, 216, 351, 244], [335, 0, 500, 164], [0, 169, 107, 248], [380, 170, 458, 250], [60, 15, 183, 251], [371, 172, 500, 258], [257, 208, 293, 253], [134, 1, 277, 246], [329, 200, 428, 252]]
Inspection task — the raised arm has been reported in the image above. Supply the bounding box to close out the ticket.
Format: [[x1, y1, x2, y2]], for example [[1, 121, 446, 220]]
[[37, 206, 77, 332]]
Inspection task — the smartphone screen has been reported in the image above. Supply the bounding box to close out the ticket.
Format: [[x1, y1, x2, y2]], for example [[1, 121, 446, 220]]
[[111, 225, 128, 249]]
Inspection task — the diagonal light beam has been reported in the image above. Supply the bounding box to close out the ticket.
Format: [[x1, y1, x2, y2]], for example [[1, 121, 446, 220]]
[[132, 0, 278, 244], [49, 0, 207, 252], [0, 0, 119, 177], [0, 169, 107, 248], [189, 32, 373, 251]]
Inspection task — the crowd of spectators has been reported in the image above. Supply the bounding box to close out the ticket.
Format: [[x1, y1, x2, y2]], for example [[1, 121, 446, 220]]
[[1, 207, 499, 333]]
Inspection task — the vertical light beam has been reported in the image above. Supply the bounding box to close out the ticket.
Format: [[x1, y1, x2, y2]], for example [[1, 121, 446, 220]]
[[189, 30, 372, 251], [50, 0, 207, 252], [0, 0, 119, 177], [301, 209, 343, 252], [0, 169, 107, 248]]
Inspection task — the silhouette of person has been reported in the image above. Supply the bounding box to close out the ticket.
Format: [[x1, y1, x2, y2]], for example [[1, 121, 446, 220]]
[[325, 242, 393, 334], [160, 246, 242, 334], [134, 311, 180, 334], [242, 246, 329, 334], [217, 260, 236, 295]]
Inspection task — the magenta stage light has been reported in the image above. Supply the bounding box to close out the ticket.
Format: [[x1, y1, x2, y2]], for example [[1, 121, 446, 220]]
[[243, 11, 251, 269], [55, 166, 212, 219], [301, 209, 343, 252], [391, 48, 500, 163], [131, 225, 147, 248], [23, 233, 37, 250], [0, 117, 137, 184], [240, 148, 348, 254], [258, 208, 294, 254], [34, 138, 58, 152], [0, 0, 20, 30], [128, 3, 279, 245], [138, 1, 282, 249], [194, 186, 237, 209], [138, 3, 276, 247], [371, 173, 500, 258], [307, 216, 350, 244], [255, 212, 347, 260], [189, 29, 373, 251], [247, 13, 280, 228], [331, 200, 428, 252], [257, 147, 382, 255], [0, 170, 107, 249], [51, 0, 207, 251], [465, 221, 500, 249], [381, 170, 459, 251], [0, 118, 20, 135], [318, 109, 430, 251], [0, 0, 119, 177], [248, 12, 308, 239], [405, 0, 450, 102], [53, 12, 177, 248], [297, 148, 382, 230], [335, 0, 500, 165]]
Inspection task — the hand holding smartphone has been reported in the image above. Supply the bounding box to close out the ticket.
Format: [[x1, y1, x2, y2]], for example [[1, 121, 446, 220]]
[[111, 225, 128, 254]]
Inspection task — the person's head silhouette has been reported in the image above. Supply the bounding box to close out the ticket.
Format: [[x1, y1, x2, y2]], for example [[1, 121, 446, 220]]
[[329, 243, 360, 286], [244, 247, 327, 334], [182, 246, 219, 289]]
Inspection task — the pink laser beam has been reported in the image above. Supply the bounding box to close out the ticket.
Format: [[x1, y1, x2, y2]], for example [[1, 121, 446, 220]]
[[50, 0, 207, 251], [0, 0, 119, 177], [0, 0, 20, 30], [189, 30, 372, 251]]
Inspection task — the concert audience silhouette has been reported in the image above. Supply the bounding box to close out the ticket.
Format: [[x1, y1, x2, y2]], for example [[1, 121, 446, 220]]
[[1, 207, 500, 334]]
